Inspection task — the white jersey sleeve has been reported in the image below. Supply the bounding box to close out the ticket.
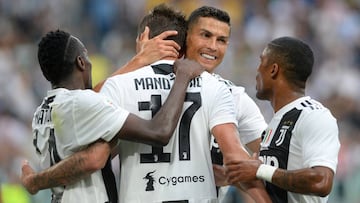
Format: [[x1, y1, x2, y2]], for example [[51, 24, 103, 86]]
[[298, 108, 340, 172], [52, 90, 129, 153], [205, 75, 238, 130]]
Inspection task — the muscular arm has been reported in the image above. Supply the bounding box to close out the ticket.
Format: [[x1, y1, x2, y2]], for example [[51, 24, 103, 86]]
[[226, 160, 335, 197], [21, 140, 112, 194], [272, 166, 334, 197], [212, 123, 272, 203], [116, 59, 203, 146]]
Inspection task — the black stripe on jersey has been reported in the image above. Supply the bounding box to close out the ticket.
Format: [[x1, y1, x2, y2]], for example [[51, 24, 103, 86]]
[[162, 200, 188, 203], [102, 157, 118, 203], [300, 101, 314, 110], [260, 108, 302, 203], [151, 64, 173, 75], [300, 99, 322, 110]]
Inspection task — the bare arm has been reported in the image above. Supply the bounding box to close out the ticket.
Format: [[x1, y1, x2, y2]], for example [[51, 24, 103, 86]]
[[273, 166, 334, 196], [21, 140, 112, 194], [21, 59, 204, 193], [94, 27, 180, 92], [212, 123, 272, 203], [212, 138, 261, 186], [226, 158, 335, 197], [116, 59, 204, 146], [245, 138, 261, 154]]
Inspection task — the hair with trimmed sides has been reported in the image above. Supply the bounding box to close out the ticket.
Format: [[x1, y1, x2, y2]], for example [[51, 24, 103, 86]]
[[268, 36, 314, 89], [187, 6, 231, 30], [38, 30, 81, 85], [137, 4, 187, 54]]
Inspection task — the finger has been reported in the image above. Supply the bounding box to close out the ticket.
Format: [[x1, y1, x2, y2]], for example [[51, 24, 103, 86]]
[[22, 160, 34, 174], [140, 26, 150, 41], [252, 152, 258, 159], [157, 30, 178, 40], [225, 160, 241, 166], [163, 48, 179, 58], [162, 40, 181, 51]]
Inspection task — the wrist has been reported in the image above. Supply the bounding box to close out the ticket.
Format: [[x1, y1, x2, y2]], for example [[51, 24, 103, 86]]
[[256, 164, 276, 183], [27, 174, 39, 194]]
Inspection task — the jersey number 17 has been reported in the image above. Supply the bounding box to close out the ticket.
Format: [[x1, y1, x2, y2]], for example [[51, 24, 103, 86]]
[[139, 92, 201, 163]]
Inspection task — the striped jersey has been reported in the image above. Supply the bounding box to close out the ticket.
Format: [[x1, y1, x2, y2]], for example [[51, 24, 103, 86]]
[[259, 96, 340, 203], [32, 88, 129, 203], [100, 60, 237, 203]]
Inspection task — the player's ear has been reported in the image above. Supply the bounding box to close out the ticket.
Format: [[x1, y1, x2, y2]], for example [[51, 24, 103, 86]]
[[270, 63, 279, 78], [75, 55, 86, 71]]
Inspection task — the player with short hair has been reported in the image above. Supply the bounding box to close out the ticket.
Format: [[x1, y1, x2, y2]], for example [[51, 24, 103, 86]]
[[26, 29, 203, 203], [21, 4, 271, 203], [226, 36, 340, 203], [184, 6, 268, 201], [99, 4, 269, 202]]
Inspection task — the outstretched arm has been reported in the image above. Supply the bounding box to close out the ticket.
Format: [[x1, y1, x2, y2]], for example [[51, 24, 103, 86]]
[[93, 27, 180, 92]]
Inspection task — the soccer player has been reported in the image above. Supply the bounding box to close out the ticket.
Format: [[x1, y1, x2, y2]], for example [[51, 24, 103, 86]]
[[183, 7, 268, 201], [22, 4, 271, 203], [99, 4, 269, 202], [24, 29, 203, 203], [225, 37, 340, 203]]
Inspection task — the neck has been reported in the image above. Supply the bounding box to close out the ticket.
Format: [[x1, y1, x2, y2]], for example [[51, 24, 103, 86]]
[[271, 88, 305, 113], [52, 76, 85, 90]]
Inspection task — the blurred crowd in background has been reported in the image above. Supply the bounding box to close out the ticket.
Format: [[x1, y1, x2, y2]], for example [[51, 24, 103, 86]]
[[0, 0, 359, 202]]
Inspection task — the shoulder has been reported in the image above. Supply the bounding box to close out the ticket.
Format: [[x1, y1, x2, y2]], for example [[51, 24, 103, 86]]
[[212, 73, 236, 87], [296, 97, 332, 116], [211, 73, 247, 94], [295, 97, 337, 127], [201, 72, 228, 88], [72, 89, 116, 109]]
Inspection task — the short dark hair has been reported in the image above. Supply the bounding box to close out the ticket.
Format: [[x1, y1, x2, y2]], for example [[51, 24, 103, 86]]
[[137, 4, 187, 54], [267, 37, 314, 89], [187, 6, 231, 30], [38, 30, 81, 85]]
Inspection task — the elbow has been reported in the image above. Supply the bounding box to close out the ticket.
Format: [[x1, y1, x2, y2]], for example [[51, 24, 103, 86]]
[[84, 143, 111, 171], [151, 128, 172, 147], [88, 154, 108, 171], [153, 132, 171, 147], [313, 181, 333, 197], [310, 169, 334, 197], [313, 186, 332, 197]]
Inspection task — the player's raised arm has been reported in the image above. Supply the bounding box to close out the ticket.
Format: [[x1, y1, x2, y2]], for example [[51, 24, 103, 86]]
[[93, 27, 180, 92], [114, 59, 204, 146]]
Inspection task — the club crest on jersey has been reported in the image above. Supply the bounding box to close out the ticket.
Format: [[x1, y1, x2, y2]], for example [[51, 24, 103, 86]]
[[275, 121, 293, 146]]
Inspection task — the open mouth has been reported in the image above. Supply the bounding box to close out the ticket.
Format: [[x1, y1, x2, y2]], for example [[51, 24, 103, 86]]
[[201, 53, 216, 60]]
